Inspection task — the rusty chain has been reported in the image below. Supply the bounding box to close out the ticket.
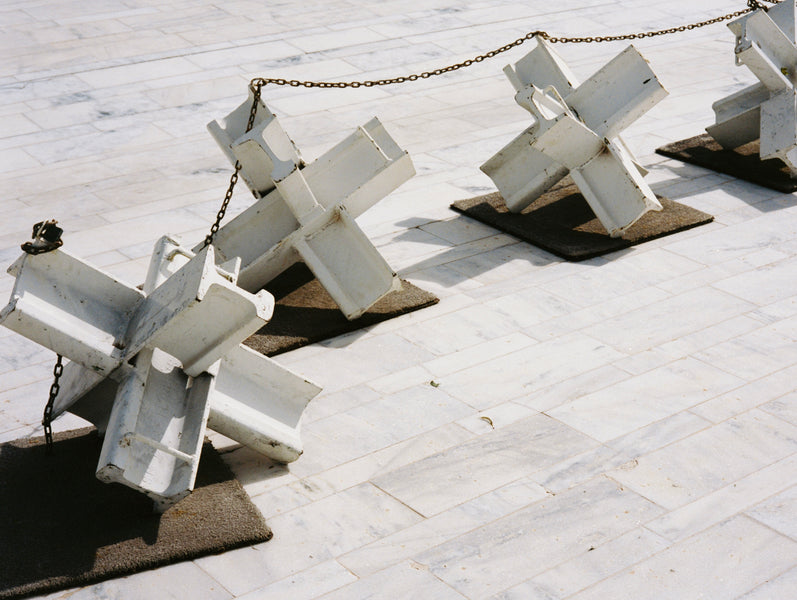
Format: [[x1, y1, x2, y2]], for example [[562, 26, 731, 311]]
[[204, 0, 779, 241], [42, 354, 63, 455], [20, 220, 66, 456], [203, 82, 265, 248], [249, 1, 779, 90]]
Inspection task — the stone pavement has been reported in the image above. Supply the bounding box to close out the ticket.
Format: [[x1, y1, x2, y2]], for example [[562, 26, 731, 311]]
[[2, 0, 797, 597]]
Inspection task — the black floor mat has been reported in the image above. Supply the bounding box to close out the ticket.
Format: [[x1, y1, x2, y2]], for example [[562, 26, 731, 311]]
[[656, 134, 797, 193], [0, 428, 271, 600], [450, 181, 713, 261]]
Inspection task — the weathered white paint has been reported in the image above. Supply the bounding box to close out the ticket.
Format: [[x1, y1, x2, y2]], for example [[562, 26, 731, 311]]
[[708, 1, 797, 176], [0, 249, 143, 376], [0, 241, 271, 377], [97, 347, 213, 509], [481, 37, 666, 238], [210, 343, 320, 463], [1, 236, 321, 507], [207, 94, 414, 319]]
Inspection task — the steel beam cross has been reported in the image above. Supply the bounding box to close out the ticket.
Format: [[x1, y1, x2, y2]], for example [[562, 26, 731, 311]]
[[1, 236, 321, 508], [481, 36, 667, 237], [206, 93, 416, 320], [708, 1, 797, 175]]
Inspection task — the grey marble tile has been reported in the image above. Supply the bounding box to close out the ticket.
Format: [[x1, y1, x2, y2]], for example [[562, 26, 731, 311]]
[[221, 445, 298, 498], [403, 263, 485, 298], [195, 545, 301, 598], [288, 332, 436, 394], [606, 411, 713, 457], [418, 216, 498, 246], [396, 301, 521, 355], [299, 411, 409, 472], [746, 484, 797, 541], [302, 385, 382, 423], [423, 332, 537, 379], [568, 516, 797, 600], [666, 211, 797, 267], [315, 386, 472, 452], [714, 255, 797, 307], [251, 482, 316, 520], [236, 561, 357, 600], [372, 413, 596, 516], [318, 561, 466, 599], [531, 445, 631, 494], [497, 528, 670, 600], [455, 401, 537, 435], [444, 243, 559, 286], [583, 288, 756, 354], [198, 483, 422, 596], [339, 477, 549, 578], [525, 285, 673, 343], [0, 112, 40, 137], [694, 325, 797, 382], [0, 333, 54, 371], [737, 566, 797, 600], [414, 477, 664, 598], [483, 286, 581, 330], [0, 148, 39, 174], [647, 454, 797, 542], [392, 234, 517, 282], [761, 391, 797, 427], [297, 422, 473, 496], [692, 364, 797, 423], [368, 364, 437, 395], [68, 561, 232, 600], [439, 332, 625, 410], [540, 248, 703, 309], [548, 358, 744, 442], [609, 410, 797, 510], [519, 365, 631, 413]]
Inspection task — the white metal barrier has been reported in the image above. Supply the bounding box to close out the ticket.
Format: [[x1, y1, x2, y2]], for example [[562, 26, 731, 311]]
[[481, 36, 667, 237], [207, 93, 415, 319], [708, 1, 797, 175], [1, 235, 321, 508]]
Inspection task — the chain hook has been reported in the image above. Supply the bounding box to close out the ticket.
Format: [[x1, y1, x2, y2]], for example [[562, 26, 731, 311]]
[[21, 220, 63, 255]]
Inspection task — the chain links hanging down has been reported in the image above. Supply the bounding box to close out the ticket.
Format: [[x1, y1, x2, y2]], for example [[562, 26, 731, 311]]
[[204, 0, 779, 240], [42, 354, 63, 455], [203, 81, 265, 248]]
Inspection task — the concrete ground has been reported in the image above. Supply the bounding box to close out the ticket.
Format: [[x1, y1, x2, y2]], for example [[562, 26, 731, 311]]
[[2, 0, 797, 598]]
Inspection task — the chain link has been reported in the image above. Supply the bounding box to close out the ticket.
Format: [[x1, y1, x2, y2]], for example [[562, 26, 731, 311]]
[[203, 81, 265, 248], [42, 354, 63, 455], [205, 1, 779, 237], [249, 29, 550, 91]]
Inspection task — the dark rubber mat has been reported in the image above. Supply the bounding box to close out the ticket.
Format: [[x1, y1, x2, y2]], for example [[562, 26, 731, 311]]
[[244, 263, 439, 356], [0, 428, 271, 600], [656, 134, 797, 193], [450, 180, 713, 262]]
